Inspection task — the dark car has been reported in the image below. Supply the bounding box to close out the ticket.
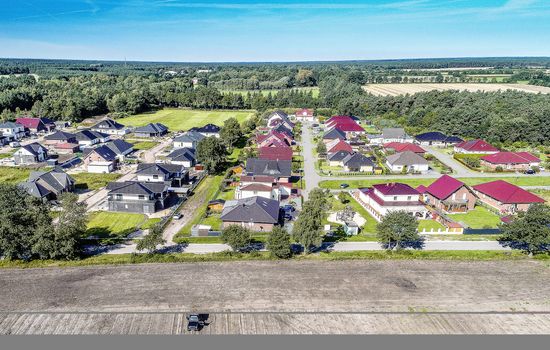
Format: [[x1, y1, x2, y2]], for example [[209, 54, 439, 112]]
[[340, 183, 349, 189], [524, 169, 536, 175], [282, 204, 295, 212], [284, 213, 293, 221], [186, 314, 203, 331]]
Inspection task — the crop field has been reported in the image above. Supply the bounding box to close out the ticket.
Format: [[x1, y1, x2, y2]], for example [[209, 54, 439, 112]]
[[362, 83, 550, 96], [1, 260, 550, 334], [119, 108, 254, 131]]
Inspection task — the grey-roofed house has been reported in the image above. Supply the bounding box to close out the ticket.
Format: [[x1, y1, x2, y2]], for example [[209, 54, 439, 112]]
[[19, 168, 75, 201], [342, 152, 375, 172], [166, 147, 196, 167], [83, 145, 118, 173], [75, 129, 110, 147], [220, 196, 280, 231], [173, 131, 205, 149], [272, 124, 294, 138], [370, 128, 414, 144], [136, 163, 189, 188], [267, 110, 294, 130], [189, 123, 220, 138], [106, 181, 171, 214], [44, 130, 77, 145], [323, 127, 346, 141], [385, 151, 429, 174], [134, 123, 169, 138], [90, 118, 130, 136], [245, 158, 292, 181], [0, 121, 26, 140], [13, 143, 48, 165], [104, 139, 134, 158], [327, 150, 352, 166]]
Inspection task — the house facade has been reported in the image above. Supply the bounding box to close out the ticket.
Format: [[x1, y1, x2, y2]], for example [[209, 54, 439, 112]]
[[134, 123, 168, 138], [421, 175, 476, 213], [91, 118, 130, 136], [480, 152, 540, 171], [106, 181, 171, 214], [135, 163, 189, 188], [0, 122, 26, 140], [385, 151, 429, 174], [83, 146, 118, 173], [294, 108, 314, 121], [472, 180, 545, 215], [173, 131, 205, 149], [13, 143, 48, 165]]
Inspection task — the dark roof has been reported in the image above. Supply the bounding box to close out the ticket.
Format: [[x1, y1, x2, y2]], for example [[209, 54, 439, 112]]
[[327, 150, 352, 161], [342, 152, 375, 167], [323, 127, 347, 140], [20, 168, 74, 199], [245, 158, 292, 177], [0, 121, 22, 129], [208, 199, 226, 205], [18, 181, 50, 198], [134, 123, 168, 134], [84, 145, 117, 161], [272, 124, 294, 137], [166, 147, 195, 162], [20, 142, 47, 156], [221, 196, 279, 224], [75, 129, 109, 141], [136, 163, 186, 176], [105, 139, 133, 155], [44, 130, 76, 141], [415, 131, 464, 143], [107, 181, 168, 195], [92, 118, 126, 130], [189, 123, 220, 133], [174, 131, 205, 143]]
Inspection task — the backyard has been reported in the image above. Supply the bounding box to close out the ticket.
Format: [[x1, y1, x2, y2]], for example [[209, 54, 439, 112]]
[[72, 172, 122, 191], [0, 166, 32, 183], [118, 108, 254, 130], [86, 211, 158, 239], [448, 206, 502, 229]]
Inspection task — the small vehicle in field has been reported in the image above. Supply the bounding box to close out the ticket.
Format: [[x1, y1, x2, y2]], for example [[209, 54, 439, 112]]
[[186, 314, 204, 331], [173, 213, 183, 220], [340, 183, 349, 189]]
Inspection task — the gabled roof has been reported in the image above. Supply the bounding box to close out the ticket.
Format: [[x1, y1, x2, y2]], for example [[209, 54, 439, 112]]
[[323, 127, 347, 140], [473, 180, 545, 204], [240, 183, 273, 192], [246, 158, 292, 177], [92, 118, 126, 130], [259, 146, 293, 161], [20, 168, 74, 199], [455, 139, 498, 152], [372, 183, 419, 196], [416, 185, 428, 194], [174, 131, 205, 143], [386, 151, 428, 166], [75, 129, 109, 141], [415, 131, 463, 143], [326, 115, 356, 126], [136, 163, 187, 177], [267, 110, 294, 129], [134, 123, 168, 134], [383, 142, 425, 154], [327, 139, 353, 154], [15, 117, 54, 129], [0, 121, 22, 129], [272, 124, 294, 137], [105, 139, 133, 155], [342, 152, 374, 167], [44, 130, 76, 141], [19, 181, 50, 198], [167, 147, 195, 163], [84, 145, 117, 161], [189, 123, 220, 133], [327, 150, 352, 161], [19, 142, 47, 156], [481, 152, 540, 164], [221, 196, 279, 224], [107, 181, 168, 195], [425, 175, 466, 200], [382, 128, 409, 139]]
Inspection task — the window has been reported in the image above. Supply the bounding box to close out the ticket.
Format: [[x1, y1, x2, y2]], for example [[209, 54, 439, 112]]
[[393, 196, 397, 201], [407, 196, 411, 201], [153, 175, 158, 179], [138, 195, 145, 200]]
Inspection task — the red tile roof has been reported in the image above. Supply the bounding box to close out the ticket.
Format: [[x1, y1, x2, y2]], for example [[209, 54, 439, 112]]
[[473, 180, 545, 204], [481, 152, 540, 164], [240, 175, 275, 183], [455, 139, 499, 152], [416, 185, 428, 194], [372, 183, 419, 196], [383, 142, 425, 154], [425, 175, 466, 200], [327, 139, 353, 153], [259, 146, 293, 161], [296, 108, 314, 117], [326, 116, 365, 133]]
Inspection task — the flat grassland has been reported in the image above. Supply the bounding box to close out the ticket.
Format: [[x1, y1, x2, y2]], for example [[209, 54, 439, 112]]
[[0, 166, 31, 183], [86, 211, 148, 238], [363, 83, 550, 96], [119, 108, 254, 130]]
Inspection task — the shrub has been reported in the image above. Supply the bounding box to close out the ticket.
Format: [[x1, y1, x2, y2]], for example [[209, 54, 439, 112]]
[[221, 225, 251, 252], [267, 227, 292, 259], [495, 166, 504, 172]]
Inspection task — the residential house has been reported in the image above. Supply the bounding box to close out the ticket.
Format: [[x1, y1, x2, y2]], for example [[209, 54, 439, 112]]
[[355, 183, 429, 221], [257, 131, 293, 148], [245, 158, 292, 182], [106, 181, 171, 214], [134, 123, 168, 138], [90, 118, 130, 136], [135, 163, 189, 188], [240, 175, 292, 199], [322, 127, 347, 142], [266, 110, 294, 130], [189, 123, 221, 138], [16, 117, 56, 133], [414, 131, 463, 146], [43, 130, 77, 146], [104, 139, 134, 159], [173, 131, 205, 149], [342, 152, 375, 172], [259, 146, 293, 161], [454, 139, 499, 154], [0, 121, 26, 140], [272, 123, 294, 138], [383, 142, 426, 155], [83, 145, 118, 173], [13, 143, 48, 165], [19, 168, 75, 201], [235, 183, 280, 201], [75, 129, 110, 148], [325, 116, 365, 136], [327, 150, 352, 166], [472, 180, 545, 215], [295, 108, 314, 121], [480, 152, 541, 171], [421, 175, 476, 213], [166, 147, 196, 167], [326, 139, 353, 154], [220, 196, 280, 231], [53, 142, 80, 154], [385, 151, 429, 173]]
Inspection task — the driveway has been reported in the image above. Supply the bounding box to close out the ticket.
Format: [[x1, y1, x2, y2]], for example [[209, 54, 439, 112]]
[[301, 122, 321, 200], [425, 145, 475, 176]]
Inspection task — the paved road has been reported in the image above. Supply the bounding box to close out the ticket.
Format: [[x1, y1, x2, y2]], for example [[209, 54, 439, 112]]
[[425, 145, 475, 176], [140, 138, 172, 163], [301, 122, 321, 200]]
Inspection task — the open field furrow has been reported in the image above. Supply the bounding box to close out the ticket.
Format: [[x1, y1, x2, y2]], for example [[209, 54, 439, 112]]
[[363, 83, 550, 96]]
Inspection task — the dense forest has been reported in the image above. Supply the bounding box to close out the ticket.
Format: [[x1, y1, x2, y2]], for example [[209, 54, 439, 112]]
[[0, 58, 549, 145]]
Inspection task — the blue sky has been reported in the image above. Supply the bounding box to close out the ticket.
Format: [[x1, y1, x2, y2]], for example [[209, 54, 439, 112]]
[[0, 0, 549, 62]]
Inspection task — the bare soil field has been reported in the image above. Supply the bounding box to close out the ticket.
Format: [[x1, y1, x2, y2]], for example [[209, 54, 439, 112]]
[[362, 83, 550, 96], [1, 260, 549, 334]]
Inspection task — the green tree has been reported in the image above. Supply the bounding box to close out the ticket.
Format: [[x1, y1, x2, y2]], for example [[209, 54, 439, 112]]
[[316, 140, 327, 154], [196, 136, 227, 173], [136, 223, 166, 254], [267, 227, 292, 259], [221, 225, 252, 252], [376, 210, 420, 250], [51, 192, 87, 260], [292, 188, 329, 253], [500, 204, 550, 255], [338, 192, 349, 204], [220, 117, 243, 148]]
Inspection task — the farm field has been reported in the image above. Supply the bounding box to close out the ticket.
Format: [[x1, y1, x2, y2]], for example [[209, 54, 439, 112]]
[[118, 108, 254, 131], [362, 83, 550, 96]]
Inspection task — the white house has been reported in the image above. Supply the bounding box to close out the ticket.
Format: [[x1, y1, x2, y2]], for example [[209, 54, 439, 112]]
[[369, 128, 414, 145], [90, 118, 130, 136], [0, 122, 26, 140], [13, 143, 48, 165], [173, 131, 205, 149], [235, 183, 280, 201], [385, 151, 429, 174]]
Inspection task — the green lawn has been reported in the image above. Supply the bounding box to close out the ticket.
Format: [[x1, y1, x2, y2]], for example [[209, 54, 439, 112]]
[[418, 220, 445, 232], [0, 166, 31, 183], [72, 172, 122, 190], [130, 141, 159, 151], [448, 206, 502, 229], [86, 211, 148, 239], [118, 108, 254, 131], [320, 176, 550, 189]]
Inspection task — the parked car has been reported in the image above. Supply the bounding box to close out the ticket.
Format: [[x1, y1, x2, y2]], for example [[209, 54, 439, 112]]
[[524, 169, 536, 175], [9, 141, 20, 148], [173, 213, 183, 220], [282, 204, 295, 213], [340, 183, 349, 189], [186, 314, 203, 331]]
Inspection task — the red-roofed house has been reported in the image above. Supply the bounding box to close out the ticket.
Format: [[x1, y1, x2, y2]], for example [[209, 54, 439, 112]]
[[480, 152, 541, 171], [256, 131, 293, 147], [383, 142, 426, 155], [354, 183, 429, 221], [326, 139, 353, 154], [259, 146, 293, 161], [295, 108, 314, 121], [325, 116, 365, 136], [472, 180, 545, 215], [454, 139, 499, 154], [422, 175, 476, 213], [16, 117, 56, 133]]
